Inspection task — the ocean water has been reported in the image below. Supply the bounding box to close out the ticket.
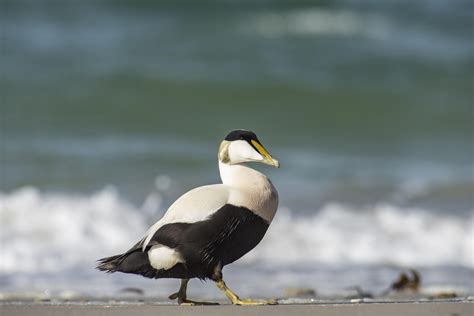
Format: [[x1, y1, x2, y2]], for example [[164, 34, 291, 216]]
[[1, 0, 473, 298]]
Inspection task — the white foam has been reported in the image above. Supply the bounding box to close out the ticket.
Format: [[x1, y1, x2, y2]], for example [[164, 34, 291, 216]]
[[248, 9, 389, 39], [0, 186, 151, 273], [245, 203, 473, 268], [0, 187, 472, 275]]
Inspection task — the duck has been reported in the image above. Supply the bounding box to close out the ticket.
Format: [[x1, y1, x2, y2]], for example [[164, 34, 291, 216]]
[[97, 129, 280, 305]]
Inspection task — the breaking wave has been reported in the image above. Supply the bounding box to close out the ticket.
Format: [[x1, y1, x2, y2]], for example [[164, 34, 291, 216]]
[[247, 204, 473, 268], [0, 187, 149, 273], [1, 186, 472, 274], [247, 8, 390, 39]]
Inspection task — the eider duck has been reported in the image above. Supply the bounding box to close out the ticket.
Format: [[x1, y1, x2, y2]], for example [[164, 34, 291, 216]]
[[97, 130, 280, 305]]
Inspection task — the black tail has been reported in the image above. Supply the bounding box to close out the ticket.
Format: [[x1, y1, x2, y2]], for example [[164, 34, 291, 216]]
[[96, 242, 161, 279], [96, 253, 127, 273], [96, 241, 145, 273]]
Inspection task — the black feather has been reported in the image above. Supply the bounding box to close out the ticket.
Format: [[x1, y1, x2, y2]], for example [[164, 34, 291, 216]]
[[96, 205, 269, 280]]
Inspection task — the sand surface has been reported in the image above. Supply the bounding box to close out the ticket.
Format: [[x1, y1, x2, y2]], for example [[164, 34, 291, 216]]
[[2, 300, 472, 316]]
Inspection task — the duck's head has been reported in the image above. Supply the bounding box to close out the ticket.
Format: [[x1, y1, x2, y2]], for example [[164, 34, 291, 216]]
[[218, 130, 280, 168]]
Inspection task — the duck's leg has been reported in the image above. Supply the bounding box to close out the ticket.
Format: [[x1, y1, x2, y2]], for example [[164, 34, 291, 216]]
[[168, 279, 219, 305], [215, 279, 277, 305], [168, 279, 186, 302]]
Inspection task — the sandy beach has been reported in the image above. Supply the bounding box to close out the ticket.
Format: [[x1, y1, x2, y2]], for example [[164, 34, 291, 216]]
[[3, 3, 472, 316], [2, 299, 472, 316]]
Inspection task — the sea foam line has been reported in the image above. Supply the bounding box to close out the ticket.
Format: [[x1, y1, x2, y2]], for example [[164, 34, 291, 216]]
[[1, 186, 472, 274]]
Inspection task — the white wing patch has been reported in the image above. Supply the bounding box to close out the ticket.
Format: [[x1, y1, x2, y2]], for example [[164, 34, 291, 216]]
[[142, 184, 230, 250]]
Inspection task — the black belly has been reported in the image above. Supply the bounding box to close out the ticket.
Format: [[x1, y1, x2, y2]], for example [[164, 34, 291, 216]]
[[182, 205, 269, 271], [108, 204, 270, 280], [153, 204, 269, 279]]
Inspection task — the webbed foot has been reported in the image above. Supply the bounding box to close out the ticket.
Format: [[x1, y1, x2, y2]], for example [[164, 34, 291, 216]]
[[215, 279, 278, 305]]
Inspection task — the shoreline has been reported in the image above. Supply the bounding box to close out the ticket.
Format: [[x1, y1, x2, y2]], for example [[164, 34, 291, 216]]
[[1, 300, 472, 316]]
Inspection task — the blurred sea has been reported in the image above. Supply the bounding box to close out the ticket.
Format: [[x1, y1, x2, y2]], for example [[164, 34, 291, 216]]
[[1, 0, 473, 298]]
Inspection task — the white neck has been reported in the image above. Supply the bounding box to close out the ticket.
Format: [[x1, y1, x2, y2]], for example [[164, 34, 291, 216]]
[[218, 162, 263, 187], [218, 161, 279, 223]]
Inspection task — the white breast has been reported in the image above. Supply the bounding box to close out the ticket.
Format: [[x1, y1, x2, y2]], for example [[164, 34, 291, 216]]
[[219, 162, 279, 223], [142, 162, 279, 252]]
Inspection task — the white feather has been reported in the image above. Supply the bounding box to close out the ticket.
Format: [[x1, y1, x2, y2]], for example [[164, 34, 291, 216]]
[[219, 162, 279, 222], [228, 140, 263, 164], [142, 184, 230, 250], [148, 245, 183, 270]]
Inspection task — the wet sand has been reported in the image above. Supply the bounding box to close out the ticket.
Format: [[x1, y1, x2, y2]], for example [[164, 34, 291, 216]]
[[2, 299, 472, 316]]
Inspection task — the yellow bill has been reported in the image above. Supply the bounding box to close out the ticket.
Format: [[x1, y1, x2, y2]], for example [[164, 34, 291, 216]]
[[251, 140, 280, 168]]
